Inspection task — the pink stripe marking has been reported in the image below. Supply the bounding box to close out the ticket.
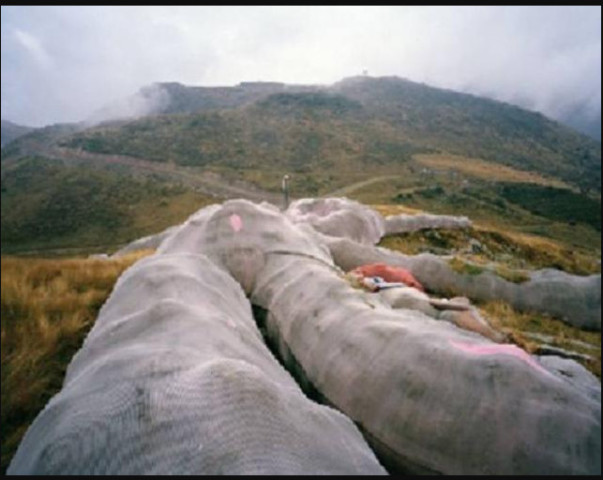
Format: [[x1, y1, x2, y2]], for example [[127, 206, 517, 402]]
[[450, 341, 552, 377], [229, 214, 243, 233]]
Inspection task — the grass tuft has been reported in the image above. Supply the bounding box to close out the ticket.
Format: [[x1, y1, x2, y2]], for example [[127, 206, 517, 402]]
[[480, 300, 601, 378], [448, 256, 486, 276], [379, 223, 600, 276]]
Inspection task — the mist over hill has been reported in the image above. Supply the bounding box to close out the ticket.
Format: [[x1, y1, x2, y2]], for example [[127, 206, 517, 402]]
[[70, 76, 601, 193], [558, 106, 601, 142], [1, 120, 35, 147], [86, 76, 603, 142]]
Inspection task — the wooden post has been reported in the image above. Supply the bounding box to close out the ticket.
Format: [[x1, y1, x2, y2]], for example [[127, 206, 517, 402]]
[[282, 174, 290, 210]]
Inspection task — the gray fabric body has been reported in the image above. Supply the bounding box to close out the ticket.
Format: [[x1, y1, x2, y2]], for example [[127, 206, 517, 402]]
[[537, 355, 601, 404], [8, 252, 385, 475], [377, 286, 438, 317], [286, 197, 385, 245], [157, 200, 600, 475]]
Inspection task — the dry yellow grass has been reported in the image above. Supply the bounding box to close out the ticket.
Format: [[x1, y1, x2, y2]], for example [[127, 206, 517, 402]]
[[480, 300, 601, 378], [414, 153, 570, 188], [474, 223, 601, 274], [475, 223, 563, 250], [0, 250, 153, 473]]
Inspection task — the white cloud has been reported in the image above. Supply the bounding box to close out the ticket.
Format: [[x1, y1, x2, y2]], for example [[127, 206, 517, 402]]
[[0, 5, 600, 132], [13, 28, 53, 69]]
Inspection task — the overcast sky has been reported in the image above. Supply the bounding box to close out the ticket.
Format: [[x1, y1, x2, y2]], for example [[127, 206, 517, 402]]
[[1, 5, 601, 132]]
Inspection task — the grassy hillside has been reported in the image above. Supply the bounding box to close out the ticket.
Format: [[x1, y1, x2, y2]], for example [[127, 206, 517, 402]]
[[1, 123, 79, 160], [333, 77, 601, 194], [61, 93, 425, 177], [414, 153, 570, 188], [497, 183, 601, 231], [1, 156, 215, 255], [0, 250, 153, 474], [356, 166, 601, 253], [0, 120, 35, 148]]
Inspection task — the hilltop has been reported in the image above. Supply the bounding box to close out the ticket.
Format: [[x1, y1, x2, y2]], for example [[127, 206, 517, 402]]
[[1, 120, 35, 148]]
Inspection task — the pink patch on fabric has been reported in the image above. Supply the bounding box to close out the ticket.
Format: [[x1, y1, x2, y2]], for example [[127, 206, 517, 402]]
[[450, 341, 552, 377], [229, 214, 243, 233]]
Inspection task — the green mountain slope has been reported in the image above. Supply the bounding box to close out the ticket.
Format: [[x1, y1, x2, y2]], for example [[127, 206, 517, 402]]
[[60, 76, 601, 193], [1, 156, 214, 254], [333, 77, 601, 193], [1, 76, 600, 255]]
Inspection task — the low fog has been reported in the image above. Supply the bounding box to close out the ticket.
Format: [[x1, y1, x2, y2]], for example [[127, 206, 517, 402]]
[[1, 6, 600, 139]]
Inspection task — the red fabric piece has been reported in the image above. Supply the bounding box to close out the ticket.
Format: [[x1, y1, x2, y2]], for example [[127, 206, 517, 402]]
[[351, 263, 425, 292]]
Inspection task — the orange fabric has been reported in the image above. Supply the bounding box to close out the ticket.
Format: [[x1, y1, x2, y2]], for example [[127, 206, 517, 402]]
[[351, 263, 425, 292]]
